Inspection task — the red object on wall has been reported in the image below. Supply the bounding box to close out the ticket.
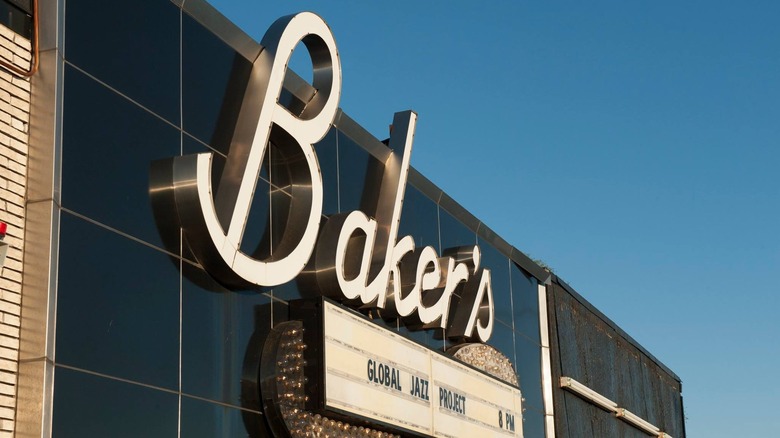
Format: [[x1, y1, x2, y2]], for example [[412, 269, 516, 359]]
[[0, 222, 7, 239]]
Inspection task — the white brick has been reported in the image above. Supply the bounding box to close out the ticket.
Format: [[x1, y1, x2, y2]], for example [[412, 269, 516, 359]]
[[0, 269, 20, 284], [11, 55, 29, 70], [6, 178, 22, 194], [9, 118, 24, 133], [0, 313, 19, 327], [10, 77, 29, 92], [0, 100, 24, 121], [0, 359, 16, 373], [1, 151, 25, 167], [0, 259, 19, 275], [0, 157, 27, 177], [0, 372, 13, 386], [0, 236, 20, 251], [1, 148, 25, 166], [0, 169, 23, 186], [3, 157, 24, 174], [10, 43, 30, 62], [9, 96, 28, 113], [0, 235, 20, 249], [0, 348, 16, 361], [0, 420, 13, 433], [0, 124, 25, 143], [0, 186, 23, 204], [5, 82, 27, 101], [12, 33, 30, 49], [0, 337, 18, 351], [8, 138, 26, 155], [2, 203, 22, 218], [0, 324, 19, 338], [0, 26, 14, 43], [0, 292, 20, 306]]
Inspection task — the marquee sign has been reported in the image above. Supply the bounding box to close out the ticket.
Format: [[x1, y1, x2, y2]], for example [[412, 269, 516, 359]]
[[152, 12, 495, 343], [320, 301, 523, 437]]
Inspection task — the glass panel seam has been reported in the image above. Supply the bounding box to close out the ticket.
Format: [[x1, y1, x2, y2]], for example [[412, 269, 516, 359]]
[[59, 208, 182, 261], [63, 60, 180, 132]]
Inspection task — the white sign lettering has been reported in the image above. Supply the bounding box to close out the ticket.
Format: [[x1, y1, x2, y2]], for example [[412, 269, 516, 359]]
[[153, 12, 494, 342]]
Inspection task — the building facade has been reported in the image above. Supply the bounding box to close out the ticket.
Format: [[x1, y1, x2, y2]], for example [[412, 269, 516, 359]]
[[0, 0, 684, 437]]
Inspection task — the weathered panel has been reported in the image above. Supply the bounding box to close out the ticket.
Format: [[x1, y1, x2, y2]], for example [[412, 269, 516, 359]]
[[547, 281, 685, 437]]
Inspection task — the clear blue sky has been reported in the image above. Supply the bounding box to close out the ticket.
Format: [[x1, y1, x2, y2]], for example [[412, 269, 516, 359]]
[[208, 1, 780, 436]]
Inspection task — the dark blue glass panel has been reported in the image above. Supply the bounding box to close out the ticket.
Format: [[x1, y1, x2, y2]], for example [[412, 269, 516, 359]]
[[65, 0, 180, 124], [516, 334, 544, 412], [241, 176, 272, 260], [511, 263, 541, 342], [521, 407, 546, 438], [337, 130, 374, 214], [56, 213, 179, 389], [398, 323, 440, 352], [438, 208, 476, 252], [181, 263, 275, 407], [487, 321, 517, 376], [315, 128, 339, 217], [182, 12, 252, 152], [399, 184, 439, 250], [478, 239, 513, 327], [61, 66, 180, 250], [181, 396, 268, 438], [52, 367, 178, 438]]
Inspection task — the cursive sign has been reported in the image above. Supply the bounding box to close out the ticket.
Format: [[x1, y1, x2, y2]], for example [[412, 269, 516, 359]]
[[152, 12, 494, 342]]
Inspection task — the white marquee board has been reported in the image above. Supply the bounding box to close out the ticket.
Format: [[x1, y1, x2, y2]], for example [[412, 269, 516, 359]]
[[322, 301, 523, 437]]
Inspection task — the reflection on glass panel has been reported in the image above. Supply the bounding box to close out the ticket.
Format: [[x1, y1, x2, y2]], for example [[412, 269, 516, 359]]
[[478, 239, 513, 327], [181, 396, 269, 438], [61, 66, 180, 250], [521, 407, 546, 438], [56, 213, 179, 389], [241, 178, 272, 260], [181, 263, 273, 407], [271, 278, 303, 302], [399, 184, 439, 250], [487, 321, 517, 374], [337, 130, 373, 214], [516, 334, 544, 412], [65, 0, 180, 124], [182, 13, 252, 152], [315, 129, 339, 216], [438, 208, 476, 252], [398, 322, 440, 352], [511, 263, 540, 343], [52, 367, 178, 438]]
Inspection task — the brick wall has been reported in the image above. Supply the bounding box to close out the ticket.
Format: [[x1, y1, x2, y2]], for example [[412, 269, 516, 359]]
[[0, 22, 31, 438]]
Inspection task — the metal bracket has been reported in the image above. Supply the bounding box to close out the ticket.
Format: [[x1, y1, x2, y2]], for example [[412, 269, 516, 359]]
[[0, 241, 8, 270]]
